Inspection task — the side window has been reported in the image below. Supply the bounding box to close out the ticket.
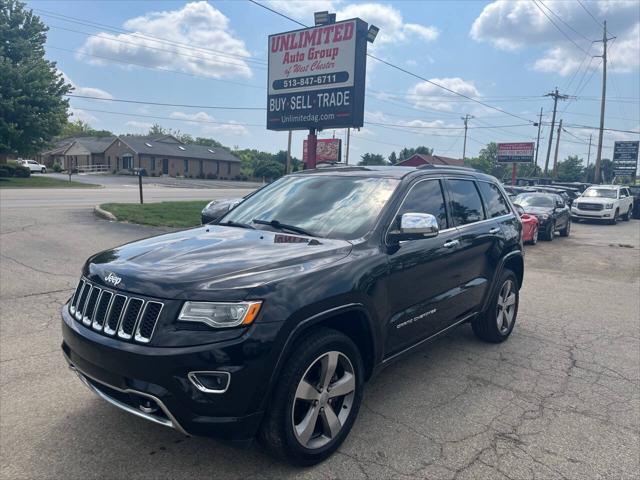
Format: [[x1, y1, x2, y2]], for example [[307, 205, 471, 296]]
[[477, 182, 511, 218], [447, 179, 486, 226], [397, 179, 448, 230]]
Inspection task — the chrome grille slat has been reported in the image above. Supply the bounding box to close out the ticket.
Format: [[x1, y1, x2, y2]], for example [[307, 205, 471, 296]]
[[117, 298, 144, 340], [70, 277, 164, 343], [83, 287, 101, 326], [134, 302, 164, 343], [70, 280, 85, 315], [75, 283, 91, 321], [92, 291, 113, 331]]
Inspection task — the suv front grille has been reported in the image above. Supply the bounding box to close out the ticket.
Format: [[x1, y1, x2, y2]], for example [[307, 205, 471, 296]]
[[577, 202, 604, 211], [68, 278, 163, 344]]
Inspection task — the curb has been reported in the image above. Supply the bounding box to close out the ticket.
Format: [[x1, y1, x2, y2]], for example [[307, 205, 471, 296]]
[[94, 205, 117, 221]]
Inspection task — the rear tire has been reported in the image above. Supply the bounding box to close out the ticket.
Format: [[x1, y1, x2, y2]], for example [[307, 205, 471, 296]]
[[41, 167, 46, 174], [472, 269, 519, 343], [259, 328, 364, 466]]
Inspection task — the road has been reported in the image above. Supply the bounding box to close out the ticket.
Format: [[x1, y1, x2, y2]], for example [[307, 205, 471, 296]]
[[1, 189, 638, 480]]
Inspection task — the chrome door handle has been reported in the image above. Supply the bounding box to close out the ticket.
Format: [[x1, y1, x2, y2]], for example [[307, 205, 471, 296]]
[[489, 227, 500, 234], [443, 239, 460, 248]]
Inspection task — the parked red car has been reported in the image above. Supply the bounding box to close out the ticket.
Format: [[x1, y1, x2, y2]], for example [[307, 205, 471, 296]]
[[515, 204, 539, 245]]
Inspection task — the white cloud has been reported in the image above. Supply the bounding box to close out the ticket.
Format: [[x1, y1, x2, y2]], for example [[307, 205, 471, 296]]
[[170, 111, 249, 136], [124, 120, 153, 131], [407, 78, 481, 111], [61, 72, 113, 99], [78, 2, 253, 79], [470, 1, 639, 75], [336, 3, 439, 46]]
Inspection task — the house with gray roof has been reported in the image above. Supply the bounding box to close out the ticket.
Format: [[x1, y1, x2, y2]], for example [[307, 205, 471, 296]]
[[39, 136, 116, 170], [104, 135, 242, 178]]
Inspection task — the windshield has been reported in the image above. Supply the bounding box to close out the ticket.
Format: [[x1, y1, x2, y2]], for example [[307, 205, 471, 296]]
[[514, 194, 554, 208], [582, 188, 617, 199], [221, 175, 399, 240]]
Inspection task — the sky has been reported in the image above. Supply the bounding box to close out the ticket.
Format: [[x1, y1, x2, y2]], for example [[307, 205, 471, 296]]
[[32, 0, 640, 169]]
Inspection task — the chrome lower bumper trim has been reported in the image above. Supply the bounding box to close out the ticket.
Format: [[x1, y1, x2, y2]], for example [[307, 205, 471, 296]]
[[66, 361, 188, 435]]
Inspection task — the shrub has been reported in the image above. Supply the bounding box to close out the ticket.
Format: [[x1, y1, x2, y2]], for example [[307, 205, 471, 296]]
[[0, 164, 30, 177], [14, 166, 31, 178], [53, 163, 62, 172]]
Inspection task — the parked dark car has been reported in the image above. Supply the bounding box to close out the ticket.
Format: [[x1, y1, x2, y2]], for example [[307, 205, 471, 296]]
[[61, 165, 524, 465], [513, 192, 571, 241], [629, 185, 640, 219], [201, 197, 243, 224]]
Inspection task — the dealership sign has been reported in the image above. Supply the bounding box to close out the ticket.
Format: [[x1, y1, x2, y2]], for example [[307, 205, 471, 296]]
[[267, 19, 367, 131], [497, 142, 535, 163], [303, 138, 342, 163], [612, 141, 639, 176]]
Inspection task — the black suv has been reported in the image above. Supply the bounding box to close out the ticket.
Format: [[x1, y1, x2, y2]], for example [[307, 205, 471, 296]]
[[61, 166, 524, 465]]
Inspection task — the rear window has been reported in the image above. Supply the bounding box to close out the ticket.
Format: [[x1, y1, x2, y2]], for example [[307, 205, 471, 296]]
[[477, 182, 511, 218], [447, 179, 485, 226]]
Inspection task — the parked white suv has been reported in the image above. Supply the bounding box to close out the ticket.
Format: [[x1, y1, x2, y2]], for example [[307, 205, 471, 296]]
[[571, 185, 634, 224], [17, 159, 47, 173]]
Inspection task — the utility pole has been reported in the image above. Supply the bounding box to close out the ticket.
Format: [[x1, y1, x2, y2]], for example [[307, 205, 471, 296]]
[[461, 114, 474, 161], [594, 20, 614, 184], [544, 88, 569, 176], [286, 130, 292, 174], [345, 128, 351, 165], [534, 107, 543, 169], [552, 119, 563, 178], [586, 134, 592, 169]]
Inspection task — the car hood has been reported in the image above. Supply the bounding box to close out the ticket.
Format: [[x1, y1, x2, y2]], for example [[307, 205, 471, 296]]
[[521, 206, 553, 216], [576, 197, 613, 204], [85, 226, 352, 298]]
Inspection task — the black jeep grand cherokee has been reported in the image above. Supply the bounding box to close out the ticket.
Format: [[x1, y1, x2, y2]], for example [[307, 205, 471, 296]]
[[62, 165, 523, 465]]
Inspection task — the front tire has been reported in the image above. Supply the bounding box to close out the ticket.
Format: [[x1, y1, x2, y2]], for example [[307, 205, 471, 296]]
[[623, 206, 632, 221], [609, 209, 619, 225], [559, 218, 571, 237], [472, 269, 519, 343], [544, 222, 555, 241], [259, 328, 364, 466], [528, 226, 538, 245]]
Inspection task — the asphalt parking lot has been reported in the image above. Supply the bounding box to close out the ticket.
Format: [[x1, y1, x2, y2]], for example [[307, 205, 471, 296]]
[[1, 190, 638, 480]]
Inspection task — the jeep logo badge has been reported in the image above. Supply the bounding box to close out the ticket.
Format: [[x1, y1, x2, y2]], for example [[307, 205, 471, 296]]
[[104, 272, 122, 287]]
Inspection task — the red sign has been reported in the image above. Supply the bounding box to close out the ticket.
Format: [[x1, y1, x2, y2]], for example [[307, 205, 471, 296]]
[[303, 138, 342, 163]]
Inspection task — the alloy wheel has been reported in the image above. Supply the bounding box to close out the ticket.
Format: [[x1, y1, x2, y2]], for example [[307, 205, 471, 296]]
[[292, 351, 356, 450], [532, 227, 538, 244], [496, 279, 516, 335]]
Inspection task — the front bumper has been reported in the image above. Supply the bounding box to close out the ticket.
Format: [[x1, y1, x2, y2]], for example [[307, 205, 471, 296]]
[[571, 208, 613, 219], [61, 305, 277, 442]]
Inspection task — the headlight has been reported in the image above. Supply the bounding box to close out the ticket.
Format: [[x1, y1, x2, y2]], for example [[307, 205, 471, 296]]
[[605, 203, 614, 209], [178, 301, 262, 328]]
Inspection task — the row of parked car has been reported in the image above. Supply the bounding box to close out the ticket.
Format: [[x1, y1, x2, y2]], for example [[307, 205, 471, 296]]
[[501, 183, 637, 245]]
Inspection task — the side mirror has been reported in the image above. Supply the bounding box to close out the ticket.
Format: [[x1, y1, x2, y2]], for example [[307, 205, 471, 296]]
[[513, 204, 525, 216], [388, 213, 439, 242]]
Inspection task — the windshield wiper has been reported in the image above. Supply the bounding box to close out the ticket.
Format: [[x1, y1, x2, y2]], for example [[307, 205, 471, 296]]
[[252, 219, 319, 237], [218, 220, 255, 230]]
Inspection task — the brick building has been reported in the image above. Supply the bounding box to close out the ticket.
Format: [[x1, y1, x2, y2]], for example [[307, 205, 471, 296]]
[[104, 135, 241, 178]]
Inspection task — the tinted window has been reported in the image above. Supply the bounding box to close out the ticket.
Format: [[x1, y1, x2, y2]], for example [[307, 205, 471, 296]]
[[397, 179, 448, 229], [477, 182, 511, 218], [448, 179, 485, 226]]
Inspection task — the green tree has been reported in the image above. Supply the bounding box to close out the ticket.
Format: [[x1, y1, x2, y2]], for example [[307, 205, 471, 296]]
[[254, 160, 284, 180], [398, 146, 433, 162], [58, 119, 112, 138], [555, 155, 584, 182], [148, 123, 167, 136], [388, 151, 398, 164], [464, 142, 509, 180], [358, 153, 387, 166], [0, 0, 72, 160]]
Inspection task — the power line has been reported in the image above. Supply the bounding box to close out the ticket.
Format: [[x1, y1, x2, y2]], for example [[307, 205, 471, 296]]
[[66, 94, 266, 110], [247, 0, 307, 27], [532, 0, 591, 55], [537, 0, 593, 43], [577, 0, 604, 28]]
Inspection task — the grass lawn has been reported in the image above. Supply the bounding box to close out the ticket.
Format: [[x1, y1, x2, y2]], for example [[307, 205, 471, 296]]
[[101, 200, 209, 228], [0, 176, 99, 188]]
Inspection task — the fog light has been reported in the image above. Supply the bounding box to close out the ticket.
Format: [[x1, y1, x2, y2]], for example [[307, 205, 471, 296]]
[[188, 371, 230, 394]]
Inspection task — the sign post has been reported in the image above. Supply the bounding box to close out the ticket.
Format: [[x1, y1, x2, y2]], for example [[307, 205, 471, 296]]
[[612, 141, 639, 180], [497, 142, 535, 186], [266, 17, 369, 169]]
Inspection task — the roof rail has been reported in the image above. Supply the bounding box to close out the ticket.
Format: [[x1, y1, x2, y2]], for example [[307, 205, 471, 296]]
[[417, 164, 476, 172]]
